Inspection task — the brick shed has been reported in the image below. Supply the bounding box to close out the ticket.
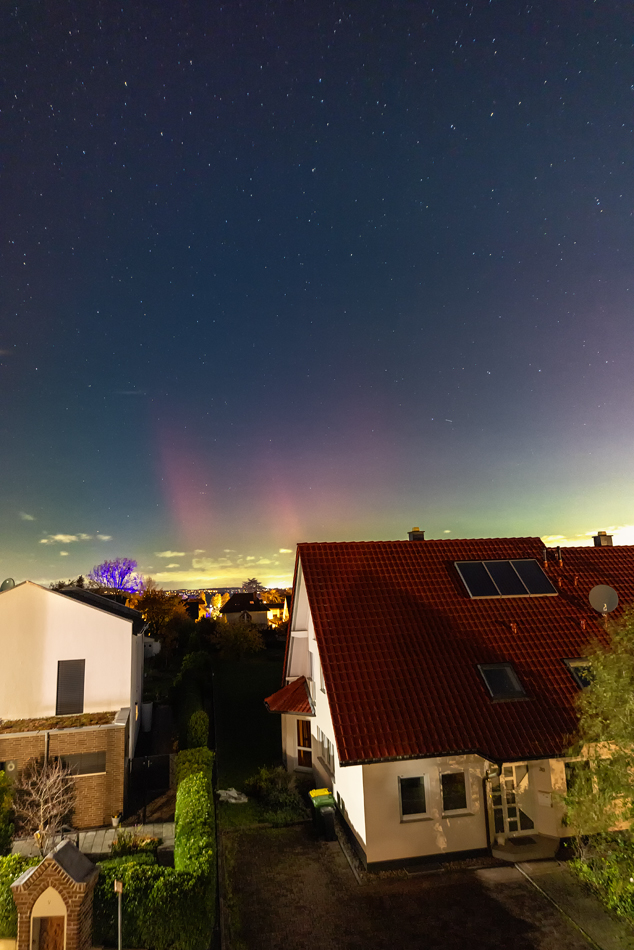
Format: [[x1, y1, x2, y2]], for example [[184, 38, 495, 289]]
[[11, 840, 99, 950]]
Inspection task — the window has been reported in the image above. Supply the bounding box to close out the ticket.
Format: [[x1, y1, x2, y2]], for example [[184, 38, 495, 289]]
[[297, 719, 312, 769], [456, 559, 557, 598], [56, 659, 85, 715], [399, 776, 428, 820], [478, 663, 526, 700], [319, 662, 325, 693], [60, 751, 106, 775], [564, 658, 593, 689], [441, 772, 469, 813], [317, 727, 335, 772], [564, 758, 591, 793]]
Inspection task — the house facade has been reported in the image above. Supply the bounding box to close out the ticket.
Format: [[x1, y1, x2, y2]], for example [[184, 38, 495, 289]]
[[0, 582, 145, 828], [266, 535, 632, 868], [220, 593, 270, 627]]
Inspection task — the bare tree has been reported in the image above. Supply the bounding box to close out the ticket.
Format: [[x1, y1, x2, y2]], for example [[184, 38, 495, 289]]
[[13, 757, 75, 856]]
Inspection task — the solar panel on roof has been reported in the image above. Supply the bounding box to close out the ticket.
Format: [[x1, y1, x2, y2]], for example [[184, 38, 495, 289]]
[[511, 559, 557, 595], [455, 561, 498, 597], [484, 560, 527, 596], [456, 559, 557, 598]]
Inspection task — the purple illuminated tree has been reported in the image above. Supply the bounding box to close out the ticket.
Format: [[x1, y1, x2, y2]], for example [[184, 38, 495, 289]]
[[88, 557, 143, 593]]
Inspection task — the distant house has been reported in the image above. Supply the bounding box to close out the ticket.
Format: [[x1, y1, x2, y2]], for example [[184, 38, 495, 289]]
[[0, 581, 146, 828], [220, 593, 269, 627], [265, 533, 632, 869], [265, 601, 285, 625]]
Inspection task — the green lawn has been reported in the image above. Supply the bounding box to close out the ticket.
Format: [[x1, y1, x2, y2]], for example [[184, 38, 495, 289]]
[[212, 650, 285, 790]]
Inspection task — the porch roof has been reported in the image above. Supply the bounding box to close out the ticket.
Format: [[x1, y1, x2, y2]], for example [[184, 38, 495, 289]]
[[265, 675, 313, 715]]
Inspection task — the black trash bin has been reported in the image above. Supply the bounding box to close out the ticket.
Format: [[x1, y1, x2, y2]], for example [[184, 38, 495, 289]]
[[309, 789, 337, 839], [320, 805, 337, 841]]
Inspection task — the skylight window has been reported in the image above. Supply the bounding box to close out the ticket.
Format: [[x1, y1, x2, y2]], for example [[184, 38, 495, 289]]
[[564, 658, 593, 689], [478, 663, 526, 700], [456, 559, 557, 598]]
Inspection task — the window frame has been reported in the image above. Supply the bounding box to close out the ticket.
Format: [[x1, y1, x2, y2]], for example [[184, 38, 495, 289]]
[[440, 769, 472, 816], [59, 751, 107, 776], [564, 658, 593, 689], [398, 774, 431, 822], [296, 718, 312, 770], [477, 662, 527, 700], [56, 659, 86, 716]]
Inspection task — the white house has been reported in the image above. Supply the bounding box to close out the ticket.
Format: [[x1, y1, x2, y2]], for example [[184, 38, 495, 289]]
[[0, 581, 146, 827], [266, 533, 632, 869]]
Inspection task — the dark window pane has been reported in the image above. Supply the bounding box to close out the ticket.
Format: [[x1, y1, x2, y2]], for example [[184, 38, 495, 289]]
[[565, 660, 593, 688], [61, 751, 106, 775], [297, 749, 312, 768], [484, 561, 528, 596], [456, 562, 499, 598], [400, 777, 426, 816], [508, 820, 518, 832], [511, 560, 557, 595], [494, 809, 505, 834], [519, 808, 535, 830], [56, 660, 85, 715], [565, 760, 591, 792], [441, 772, 467, 811], [479, 664, 525, 699], [297, 720, 311, 748]]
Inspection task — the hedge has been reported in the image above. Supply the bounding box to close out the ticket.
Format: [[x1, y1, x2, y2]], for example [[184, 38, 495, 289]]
[[175, 747, 214, 788], [0, 855, 40, 938], [186, 710, 209, 750], [93, 749, 216, 950]]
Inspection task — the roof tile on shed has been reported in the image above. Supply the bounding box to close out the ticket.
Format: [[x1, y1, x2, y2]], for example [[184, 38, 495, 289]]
[[296, 538, 634, 765]]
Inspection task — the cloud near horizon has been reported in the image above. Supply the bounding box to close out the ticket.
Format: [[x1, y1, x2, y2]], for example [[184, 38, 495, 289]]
[[542, 525, 634, 547], [19, 511, 35, 521], [155, 550, 186, 558], [40, 533, 112, 545]]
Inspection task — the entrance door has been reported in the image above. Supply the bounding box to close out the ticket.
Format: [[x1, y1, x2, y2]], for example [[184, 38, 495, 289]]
[[35, 917, 65, 950], [490, 764, 535, 837]]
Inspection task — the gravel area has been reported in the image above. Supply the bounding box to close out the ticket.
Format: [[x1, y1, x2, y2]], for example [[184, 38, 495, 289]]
[[224, 823, 602, 950]]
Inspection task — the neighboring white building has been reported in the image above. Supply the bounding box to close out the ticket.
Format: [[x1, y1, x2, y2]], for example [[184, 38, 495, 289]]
[[0, 582, 144, 751], [266, 535, 634, 869]]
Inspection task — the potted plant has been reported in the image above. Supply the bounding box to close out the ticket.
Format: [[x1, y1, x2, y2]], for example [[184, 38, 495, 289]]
[[111, 812, 122, 829]]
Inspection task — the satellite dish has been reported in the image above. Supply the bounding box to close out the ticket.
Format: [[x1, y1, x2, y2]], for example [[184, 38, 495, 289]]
[[0, 578, 15, 593], [589, 584, 619, 614]]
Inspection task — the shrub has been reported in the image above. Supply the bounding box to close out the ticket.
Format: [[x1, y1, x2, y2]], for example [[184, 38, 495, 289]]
[[569, 832, 634, 923], [110, 828, 161, 858], [187, 710, 209, 750], [0, 772, 14, 857], [100, 853, 156, 869], [244, 766, 301, 810], [0, 855, 40, 938], [175, 748, 214, 788]]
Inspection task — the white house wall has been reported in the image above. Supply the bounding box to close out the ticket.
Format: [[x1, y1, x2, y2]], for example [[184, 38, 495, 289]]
[[0, 583, 137, 722], [362, 753, 489, 865]]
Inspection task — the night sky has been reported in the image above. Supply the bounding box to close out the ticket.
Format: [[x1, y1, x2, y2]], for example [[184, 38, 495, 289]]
[[2, 1, 634, 589]]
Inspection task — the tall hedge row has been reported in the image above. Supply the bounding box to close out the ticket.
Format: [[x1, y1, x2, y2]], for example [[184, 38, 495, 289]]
[[93, 750, 216, 950]]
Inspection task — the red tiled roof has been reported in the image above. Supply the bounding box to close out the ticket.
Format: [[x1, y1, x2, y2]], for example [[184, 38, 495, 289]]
[[265, 676, 313, 715], [296, 538, 634, 765]]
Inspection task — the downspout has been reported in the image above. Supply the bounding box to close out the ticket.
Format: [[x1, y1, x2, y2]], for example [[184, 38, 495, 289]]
[[44, 730, 50, 764], [482, 771, 492, 852]]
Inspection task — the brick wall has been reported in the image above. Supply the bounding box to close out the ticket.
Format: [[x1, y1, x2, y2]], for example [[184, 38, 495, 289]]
[[0, 723, 126, 829], [12, 858, 98, 950]]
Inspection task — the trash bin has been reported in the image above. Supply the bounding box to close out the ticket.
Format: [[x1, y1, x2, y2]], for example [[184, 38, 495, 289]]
[[309, 788, 337, 839], [320, 806, 337, 841]]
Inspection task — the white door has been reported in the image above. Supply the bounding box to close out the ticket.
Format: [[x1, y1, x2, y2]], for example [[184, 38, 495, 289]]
[[490, 764, 535, 837]]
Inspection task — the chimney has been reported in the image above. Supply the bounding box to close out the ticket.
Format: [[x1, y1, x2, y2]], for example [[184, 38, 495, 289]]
[[593, 531, 613, 547], [408, 527, 425, 541]]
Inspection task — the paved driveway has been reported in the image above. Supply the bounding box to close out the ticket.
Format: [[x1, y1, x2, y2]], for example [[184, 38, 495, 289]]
[[224, 824, 604, 950]]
